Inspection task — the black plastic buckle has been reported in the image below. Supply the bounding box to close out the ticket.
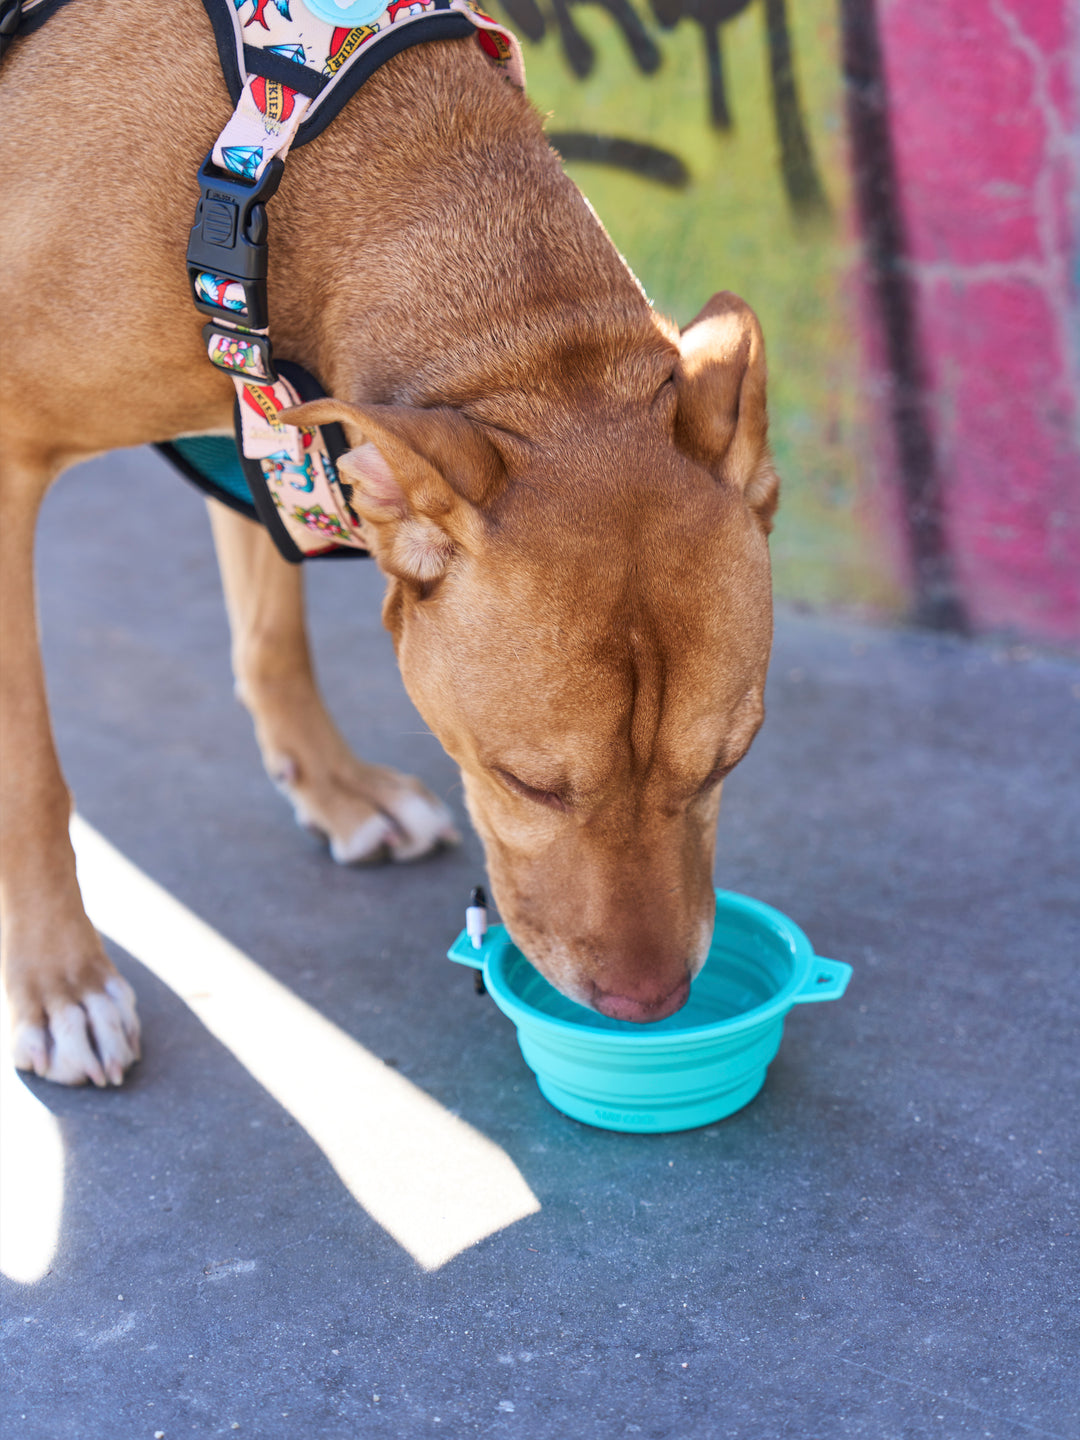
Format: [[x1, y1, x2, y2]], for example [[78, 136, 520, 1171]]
[[0, 0, 23, 56], [203, 322, 277, 384], [186, 152, 284, 330]]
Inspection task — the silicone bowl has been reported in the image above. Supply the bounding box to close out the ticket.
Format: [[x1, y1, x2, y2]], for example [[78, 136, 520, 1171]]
[[448, 889, 851, 1133]]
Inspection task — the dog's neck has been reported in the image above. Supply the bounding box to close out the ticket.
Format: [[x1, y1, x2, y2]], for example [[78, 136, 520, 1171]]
[[266, 40, 676, 439]]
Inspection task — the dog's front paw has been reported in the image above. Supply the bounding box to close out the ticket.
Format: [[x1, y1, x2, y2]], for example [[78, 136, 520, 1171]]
[[377, 777, 462, 863], [271, 754, 459, 865], [4, 928, 141, 1087]]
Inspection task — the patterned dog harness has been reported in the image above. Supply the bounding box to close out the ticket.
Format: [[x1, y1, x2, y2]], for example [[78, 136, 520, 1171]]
[[2, 0, 523, 561]]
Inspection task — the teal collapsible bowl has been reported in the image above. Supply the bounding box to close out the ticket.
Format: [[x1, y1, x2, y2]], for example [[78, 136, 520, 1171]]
[[448, 889, 851, 1134]]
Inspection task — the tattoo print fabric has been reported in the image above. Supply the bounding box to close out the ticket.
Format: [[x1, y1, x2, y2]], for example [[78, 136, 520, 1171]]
[[201, 0, 524, 555], [212, 0, 525, 182], [27, 3, 522, 557], [240, 378, 363, 555]]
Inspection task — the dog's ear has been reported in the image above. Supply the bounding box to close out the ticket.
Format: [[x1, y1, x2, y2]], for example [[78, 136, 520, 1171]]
[[284, 400, 504, 585], [674, 291, 779, 531]]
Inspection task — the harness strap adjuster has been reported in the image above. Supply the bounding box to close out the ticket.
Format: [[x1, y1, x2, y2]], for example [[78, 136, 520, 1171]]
[[186, 153, 284, 329], [203, 322, 277, 384]]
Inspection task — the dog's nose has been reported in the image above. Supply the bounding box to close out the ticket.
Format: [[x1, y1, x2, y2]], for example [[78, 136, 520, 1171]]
[[591, 973, 691, 1024]]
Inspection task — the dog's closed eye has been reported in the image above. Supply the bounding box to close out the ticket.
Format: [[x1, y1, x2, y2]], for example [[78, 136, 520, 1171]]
[[495, 768, 569, 811]]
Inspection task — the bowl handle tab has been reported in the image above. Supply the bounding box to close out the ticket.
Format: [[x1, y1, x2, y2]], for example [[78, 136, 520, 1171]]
[[792, 956, 852, 1004], [447, 929, 485, 969]]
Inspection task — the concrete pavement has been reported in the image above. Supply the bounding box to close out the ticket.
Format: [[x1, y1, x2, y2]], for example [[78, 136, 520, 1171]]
[[2, 447, 1077, 1439]]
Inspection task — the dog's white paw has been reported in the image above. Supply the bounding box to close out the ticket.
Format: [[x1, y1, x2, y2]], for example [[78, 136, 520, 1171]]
[[321, 787, 460, 865], [329, 812, 397, 865], [11, 975, 140, 1087], [383, 788, 461, 862], [270, 750, 459, 866]]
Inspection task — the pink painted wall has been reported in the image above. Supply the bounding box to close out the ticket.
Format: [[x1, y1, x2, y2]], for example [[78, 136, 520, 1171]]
[[878, 0, 1080, 645]]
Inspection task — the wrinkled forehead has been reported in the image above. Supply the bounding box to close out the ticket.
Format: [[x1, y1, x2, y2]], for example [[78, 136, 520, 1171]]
[[485, 485, 772, 657], [435, 522, 772, 762]]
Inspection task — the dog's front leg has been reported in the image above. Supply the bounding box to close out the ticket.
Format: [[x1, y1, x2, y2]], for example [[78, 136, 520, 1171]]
[[0, 456, 140, 1085], [207, 501, 459, 863]]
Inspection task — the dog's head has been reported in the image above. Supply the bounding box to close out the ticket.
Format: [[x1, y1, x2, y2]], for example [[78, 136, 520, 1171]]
[[289, 292, 777, 1021]]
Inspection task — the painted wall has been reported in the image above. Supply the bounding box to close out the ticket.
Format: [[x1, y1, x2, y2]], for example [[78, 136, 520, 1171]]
[[879, 0, 1079, 644], [497, 0, 1080, 646]]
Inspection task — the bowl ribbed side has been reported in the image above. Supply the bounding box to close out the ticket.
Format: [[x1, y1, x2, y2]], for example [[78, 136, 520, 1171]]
[[476, 890, 829, 1133], [515, 1014, 785, 1126], [535, 1070, 770, 1134]]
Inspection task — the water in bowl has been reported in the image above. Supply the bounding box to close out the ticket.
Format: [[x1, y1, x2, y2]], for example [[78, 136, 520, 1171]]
[[500, 909, 795, 1034]]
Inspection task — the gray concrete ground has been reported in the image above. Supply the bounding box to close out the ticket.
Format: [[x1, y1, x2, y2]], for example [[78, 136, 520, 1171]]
[[2, 448, 1078, 1440]]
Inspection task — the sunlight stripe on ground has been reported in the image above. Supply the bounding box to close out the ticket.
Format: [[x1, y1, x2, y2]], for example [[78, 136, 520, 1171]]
[[0, 1054, 64, 1284], [70, 815, 539, 1271]]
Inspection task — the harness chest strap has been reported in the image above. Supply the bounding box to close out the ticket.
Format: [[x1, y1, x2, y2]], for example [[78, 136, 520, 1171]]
[[187, 0, 524, 561], [1, 0, 523, 559]]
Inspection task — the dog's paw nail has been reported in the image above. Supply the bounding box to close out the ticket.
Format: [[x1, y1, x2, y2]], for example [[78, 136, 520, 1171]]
[[104, 976, 141, 1046], [84, 990, 138, 1082], [330, 814, 395, 865], [45, 1003, 108, 1086]]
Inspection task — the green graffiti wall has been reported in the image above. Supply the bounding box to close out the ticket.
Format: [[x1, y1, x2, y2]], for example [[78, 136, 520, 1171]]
[[509, 1, 898, 612]]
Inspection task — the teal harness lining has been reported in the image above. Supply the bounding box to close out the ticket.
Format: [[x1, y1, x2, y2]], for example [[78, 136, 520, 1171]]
[[160, 436, 257, 518]]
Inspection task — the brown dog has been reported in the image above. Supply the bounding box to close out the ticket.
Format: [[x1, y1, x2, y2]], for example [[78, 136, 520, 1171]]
[[0, 0, 777, 1085]]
